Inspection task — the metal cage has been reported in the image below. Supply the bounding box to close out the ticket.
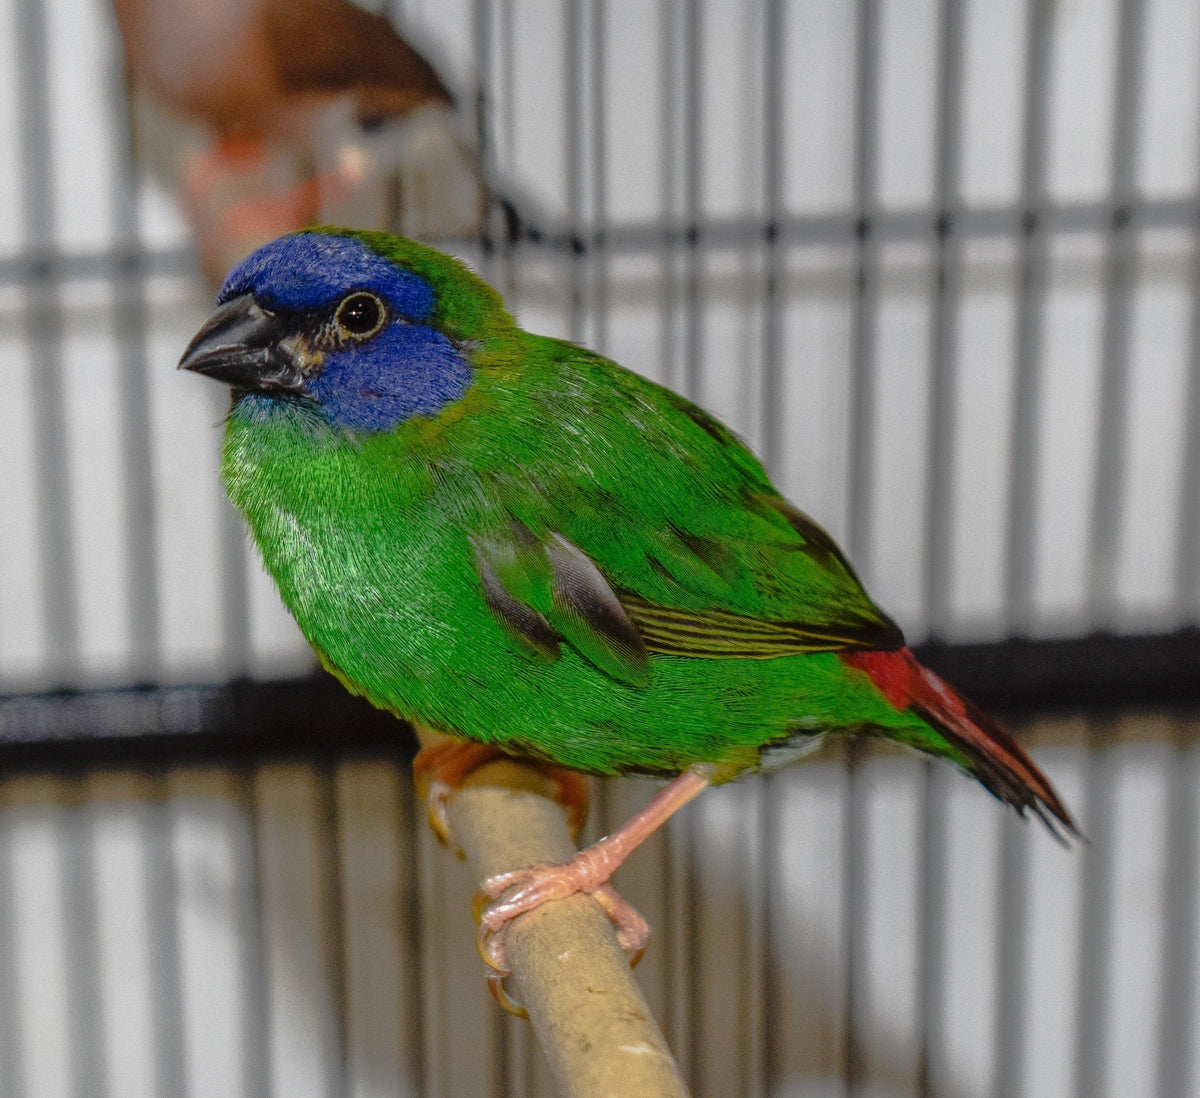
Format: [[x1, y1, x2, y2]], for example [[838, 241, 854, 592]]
[[0, 1, 1197, 1095]]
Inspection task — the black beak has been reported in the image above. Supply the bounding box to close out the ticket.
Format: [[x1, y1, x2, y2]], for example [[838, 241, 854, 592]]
[[179, 293, 306, 394]]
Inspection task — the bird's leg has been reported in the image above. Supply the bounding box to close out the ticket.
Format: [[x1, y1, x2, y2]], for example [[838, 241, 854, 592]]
[[475, 767, 712, 975], [412, 737, 589, 845]]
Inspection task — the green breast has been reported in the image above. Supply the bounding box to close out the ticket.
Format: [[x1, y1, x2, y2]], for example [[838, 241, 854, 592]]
[[218, 392, 928, 779], [222, 397, 491, 713]]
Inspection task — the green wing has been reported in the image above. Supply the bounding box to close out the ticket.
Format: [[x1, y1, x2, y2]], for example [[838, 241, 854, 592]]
[[472, 498, 899, 683], [464, 341, 902, 682]]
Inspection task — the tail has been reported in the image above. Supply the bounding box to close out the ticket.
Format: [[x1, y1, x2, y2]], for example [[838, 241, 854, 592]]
[[841, 647, 1078, 841]]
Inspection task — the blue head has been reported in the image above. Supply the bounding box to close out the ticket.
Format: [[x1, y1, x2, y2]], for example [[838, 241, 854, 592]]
[[180, 231, 482, 432]]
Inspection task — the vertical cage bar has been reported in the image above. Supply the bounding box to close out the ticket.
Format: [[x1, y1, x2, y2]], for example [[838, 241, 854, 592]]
[[1177, 270, 1200, 616], [0, 805, 21, 1096], [498, 0, 516, 218], [233, 766, 271, 1098], [393, 761, 427, 1096], [755, 777, 780, 1097], [737, 781, 767, 1098], [473, 0, 499, 278], [916, 762, 951, 1098], [994, 810, 1031, 1098], [61, 781, 108, 1098], [680, 0, 703, 402], [590, 0, 609, 354], [841, 739, 870, 1096], [1005, 0, 1055, 635], [1156, 733, 1198, 1098], [1073, 721, 1118, 1098], [16, 0, 78, 682], [846, 0, 880, 568], [217, 499, 252, 675], [496, 1010, 525, 1097], [565, 0, 587, 345], [1174, 77, 1200, 617], [140, 781, 188, 1098], [109, 52, 161, 682], [1087, 0, 1147, 627], [414, 772, 444, 1097], [662, 804, 697, 1084], [759, 0, 784, 475], [317, 761, 349, 1098], [923, 0, 965, 639], [658, 0, 683, 395]]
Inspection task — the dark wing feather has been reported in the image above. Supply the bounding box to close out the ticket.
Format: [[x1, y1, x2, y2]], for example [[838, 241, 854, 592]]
[[623, 594, 903, 658], [474, 545, 561, 663], [472, 523, 649, 685], [543, 533, 650, 678], [475, 514, 901, 679]]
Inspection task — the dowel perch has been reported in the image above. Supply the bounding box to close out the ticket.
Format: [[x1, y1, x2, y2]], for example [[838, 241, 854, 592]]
[[421, 732, 690, 1098]]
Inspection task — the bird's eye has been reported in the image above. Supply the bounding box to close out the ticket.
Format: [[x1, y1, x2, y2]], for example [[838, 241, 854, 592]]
[[335, 292, 386, 340]]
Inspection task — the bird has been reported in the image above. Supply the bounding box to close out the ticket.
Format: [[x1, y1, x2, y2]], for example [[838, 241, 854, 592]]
[[179, 227, 1076, 1004], [113, 0, 493, 284]]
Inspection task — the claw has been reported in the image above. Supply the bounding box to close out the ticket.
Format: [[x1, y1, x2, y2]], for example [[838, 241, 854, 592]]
[[589, 883, 650, 965], [473, 888, 529, 1017], [414, 740, 506, 845], [413, 739, 591, 846], [473, 869, 646, 1018], [487, 971, 529, 1018], [472, 888, 510, 972]]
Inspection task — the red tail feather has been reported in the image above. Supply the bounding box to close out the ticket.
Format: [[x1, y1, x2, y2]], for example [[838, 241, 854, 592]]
[[841, 647, 1077, 839]]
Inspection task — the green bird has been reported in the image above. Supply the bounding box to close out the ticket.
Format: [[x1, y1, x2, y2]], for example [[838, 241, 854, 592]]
[[180, 227, 1075, 987]]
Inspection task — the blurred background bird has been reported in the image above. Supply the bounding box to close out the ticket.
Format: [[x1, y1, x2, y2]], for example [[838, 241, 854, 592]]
[[112, 0, 515, 285]]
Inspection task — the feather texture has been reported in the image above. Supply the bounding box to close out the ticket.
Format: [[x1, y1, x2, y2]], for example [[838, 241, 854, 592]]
[[183, 229, 1076, 836]]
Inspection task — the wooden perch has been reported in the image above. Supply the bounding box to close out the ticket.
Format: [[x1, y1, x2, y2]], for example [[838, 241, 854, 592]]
[[419, 732, 691, 1098]]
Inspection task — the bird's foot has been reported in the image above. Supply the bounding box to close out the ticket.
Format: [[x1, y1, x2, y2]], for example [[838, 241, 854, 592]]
[[412, 738, 590, 846], [472, 839, 651, 1013], [474, 874, 648, 1016], [413, 739, 508, 844], [469, 768, 713, 1013]]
